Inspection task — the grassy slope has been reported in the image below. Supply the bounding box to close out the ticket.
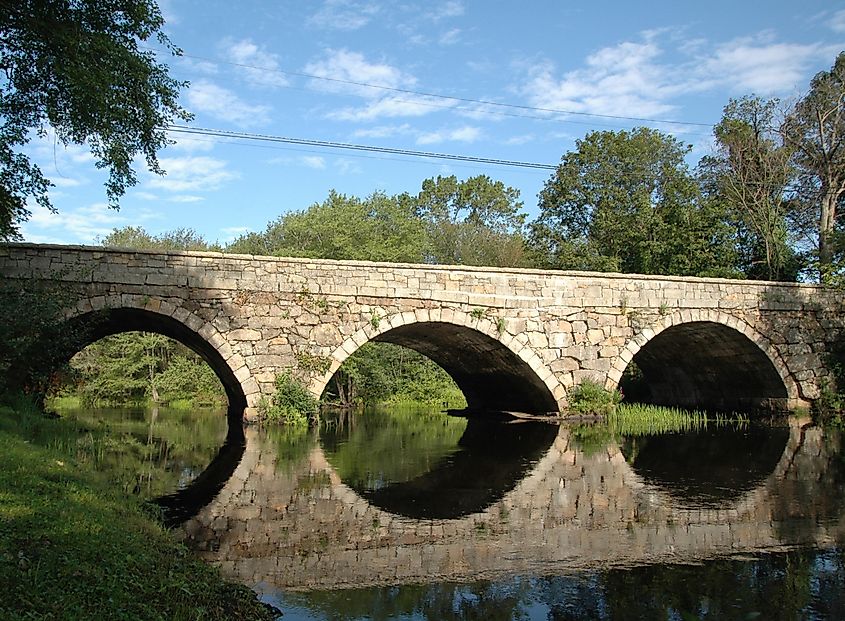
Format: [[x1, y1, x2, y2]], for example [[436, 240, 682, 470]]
[[0, 403, 275, 620]]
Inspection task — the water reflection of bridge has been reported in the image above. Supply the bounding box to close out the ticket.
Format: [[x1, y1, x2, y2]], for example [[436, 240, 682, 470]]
[[180, 423, 845, 591]]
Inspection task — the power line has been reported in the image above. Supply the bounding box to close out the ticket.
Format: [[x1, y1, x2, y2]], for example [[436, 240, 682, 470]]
[[148, 46, 715, 129], [166, 125, 559, 170]]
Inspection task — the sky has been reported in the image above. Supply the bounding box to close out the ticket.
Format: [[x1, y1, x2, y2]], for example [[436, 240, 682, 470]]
[[19, 0, 845, 246]]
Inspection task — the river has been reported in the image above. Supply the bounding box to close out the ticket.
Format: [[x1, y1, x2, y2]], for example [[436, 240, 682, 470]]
[[59, 406, 845, 619]]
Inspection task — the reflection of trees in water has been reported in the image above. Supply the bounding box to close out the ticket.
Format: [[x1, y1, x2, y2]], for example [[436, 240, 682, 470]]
[[770, 427, 845, 542], [321, 410, 557, 519], [287, 579, 534, 621], [58, 406, 230, 498], [283, 548, 845, 620]]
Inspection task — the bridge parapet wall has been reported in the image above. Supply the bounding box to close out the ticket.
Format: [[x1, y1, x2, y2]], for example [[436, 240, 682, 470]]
[[1, 243, 842, 412]]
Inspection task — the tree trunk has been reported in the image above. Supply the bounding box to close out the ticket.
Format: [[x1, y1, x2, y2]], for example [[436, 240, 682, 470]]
[[819, 185, 839, 273]]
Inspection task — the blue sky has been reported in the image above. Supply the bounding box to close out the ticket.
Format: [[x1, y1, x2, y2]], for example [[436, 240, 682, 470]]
[[21, 0, 845, 246]]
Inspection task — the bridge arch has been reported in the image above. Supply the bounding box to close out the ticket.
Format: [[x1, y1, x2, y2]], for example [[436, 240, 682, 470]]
[[65, 293, 251, 412], [314, 308, 564, 413], [606, 308, 801, 411]]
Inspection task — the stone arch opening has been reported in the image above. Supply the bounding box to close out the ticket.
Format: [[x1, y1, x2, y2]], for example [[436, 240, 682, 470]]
[[619, 320, 789, 411], [65, 307, 247, 413], [321, 314, 561, 414]]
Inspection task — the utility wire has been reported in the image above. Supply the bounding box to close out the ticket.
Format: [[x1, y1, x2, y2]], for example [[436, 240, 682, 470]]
[[166, 125, 559, 170]]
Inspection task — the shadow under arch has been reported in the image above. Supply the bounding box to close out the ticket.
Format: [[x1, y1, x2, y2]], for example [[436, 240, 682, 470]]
[[65, 307, 247, 413], [319, 312, 561, 414], [612, 312, 794, 412]]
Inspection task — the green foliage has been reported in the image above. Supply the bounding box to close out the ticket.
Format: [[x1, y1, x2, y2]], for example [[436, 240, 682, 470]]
[[98, 225, 220, 251], [410, 174, 529, 267], [228, 190, 428, 262], [294, 351, 332, 376], [259, 372, 318, 426], [326, 342, 466, 409], [0, 0, 190, 240], [0, 277, 87, 398], [699, 96, 800, 281], [782, 52, 845, 273], [65, 332, 226, 407], [0, 401, 273, 620], [567, 379, 622, 416], [530, 128, 739, 277]]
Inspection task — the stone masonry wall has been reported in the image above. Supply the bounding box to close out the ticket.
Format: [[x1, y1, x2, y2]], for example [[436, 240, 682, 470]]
[[1, 243, 843, 415]]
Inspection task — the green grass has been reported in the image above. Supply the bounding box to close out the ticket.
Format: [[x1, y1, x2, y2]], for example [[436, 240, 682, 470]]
[[0, 397, 276, 621], [606, 403, 749, 436]]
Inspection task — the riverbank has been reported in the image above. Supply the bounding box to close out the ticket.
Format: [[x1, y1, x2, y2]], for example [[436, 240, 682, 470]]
[[0, 398, 276, 620]]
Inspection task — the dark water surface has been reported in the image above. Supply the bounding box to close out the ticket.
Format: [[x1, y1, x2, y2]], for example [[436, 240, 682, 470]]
[[66, 407, 845, 619]]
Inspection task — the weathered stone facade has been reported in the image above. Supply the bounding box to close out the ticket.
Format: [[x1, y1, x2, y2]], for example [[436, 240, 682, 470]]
[[1, 243, 842, 415]]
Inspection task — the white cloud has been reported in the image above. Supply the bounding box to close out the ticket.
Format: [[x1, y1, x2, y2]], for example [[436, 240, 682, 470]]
[[521, 32, 834, 122], [522, 39, 681, 120], [439, 28, 462, 45], [417, 125, 481, 145], [22, 202, 136, 244], [148, 156, 238, 192], [185, 79, 270, 125], [308, 0, 379, 31], [167, 195, 205, 203], [300, 156, 327, 169], [305, 49, 414, 97], [49, 176, 84, 188], [134, 191, 159, 200], [428, 1, 465, 21], [351, 123, 414, 138], [219, 226, 250, 242], [178, 56, 219, 75], [328, 95, 444, 121], [699, 38, 825, 94], [222, 38, 289, 88], [504, 134, 535, 146], [304, 49, 457, 122], [165, 131, 215, 152], [830, 9, 845, 33]]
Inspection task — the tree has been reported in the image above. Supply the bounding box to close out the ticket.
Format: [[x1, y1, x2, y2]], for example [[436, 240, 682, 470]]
[[781, 52, 845, 275], [0, 0, 190, 239], [530, 128, 737, 276], [700, 96, 799, 280], [409, 174, 528, 267], [227, 191, 428, 262], [98, 226, 218, 251]]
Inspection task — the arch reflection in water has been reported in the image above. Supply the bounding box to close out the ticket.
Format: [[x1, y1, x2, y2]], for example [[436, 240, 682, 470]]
[[621, 425, 790, 506], [320, 410, 558, 519], [179, 420, 845, 593], [155, 407, 247, 527]]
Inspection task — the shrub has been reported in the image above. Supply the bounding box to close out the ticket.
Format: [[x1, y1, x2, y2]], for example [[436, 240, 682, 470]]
[[567, 379, 621, 416], [259, 372, 318, 426]]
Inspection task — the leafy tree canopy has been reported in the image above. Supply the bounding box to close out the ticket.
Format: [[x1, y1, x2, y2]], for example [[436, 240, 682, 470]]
[[409, 174, 528, 267], [699, 96, 801, 281], [98, 225, 218, 251], [781, 51, 845, 275], [530, 128, 739, 277], [228, 190, 428, 263], [0, 0, 190, 239]]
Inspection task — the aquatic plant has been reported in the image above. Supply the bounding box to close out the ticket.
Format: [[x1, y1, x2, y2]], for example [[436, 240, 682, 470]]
[[567, 379, 622, 416]]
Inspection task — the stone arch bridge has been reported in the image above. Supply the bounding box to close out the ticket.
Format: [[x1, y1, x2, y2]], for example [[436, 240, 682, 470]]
[[1, 243, 842, 416]]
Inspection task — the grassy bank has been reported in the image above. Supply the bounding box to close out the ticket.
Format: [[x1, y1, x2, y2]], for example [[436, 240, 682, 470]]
[[0, 398, 276, 620]]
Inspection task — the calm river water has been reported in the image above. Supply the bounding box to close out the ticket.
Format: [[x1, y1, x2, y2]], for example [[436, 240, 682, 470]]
[[63, 407, 845, 619]]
